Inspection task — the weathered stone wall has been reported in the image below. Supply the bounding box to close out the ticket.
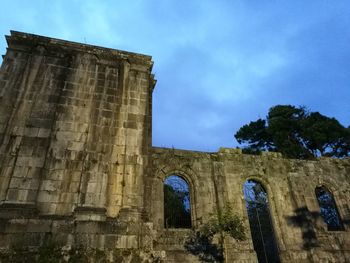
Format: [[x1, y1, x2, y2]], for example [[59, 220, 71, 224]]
[[148, 147, 350, 262], [0, 32, 349, 262], [0, 31, 155, 220]]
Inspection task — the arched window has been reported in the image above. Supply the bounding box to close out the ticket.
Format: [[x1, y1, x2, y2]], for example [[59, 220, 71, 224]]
[[164, 175, 191, 228], [315, 186, 344, 231], [243, 180, 280, 263]]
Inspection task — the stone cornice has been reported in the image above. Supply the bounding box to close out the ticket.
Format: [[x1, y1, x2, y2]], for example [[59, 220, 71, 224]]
[[5, 30, 154, 70]]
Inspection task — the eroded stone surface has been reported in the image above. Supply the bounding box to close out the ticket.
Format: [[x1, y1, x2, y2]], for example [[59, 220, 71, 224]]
[[0, 31, 349, 262]]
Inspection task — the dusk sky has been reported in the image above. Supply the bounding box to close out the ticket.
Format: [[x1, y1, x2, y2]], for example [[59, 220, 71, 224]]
[[1, 0, 349, 152]]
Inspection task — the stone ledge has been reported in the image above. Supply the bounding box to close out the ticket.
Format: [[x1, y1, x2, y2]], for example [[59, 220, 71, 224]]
[[260, 151, 283, 158], [74, 206, 107, 221], [6, 31, 153, 67], [0, 202, 38, 219], [218, 147, 242, 154]]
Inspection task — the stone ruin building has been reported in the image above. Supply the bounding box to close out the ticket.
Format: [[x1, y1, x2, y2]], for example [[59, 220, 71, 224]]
[[0, 31, 349, 262]]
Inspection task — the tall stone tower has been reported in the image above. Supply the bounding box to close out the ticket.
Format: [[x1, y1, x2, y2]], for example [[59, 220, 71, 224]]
[[0, 31, 155, 220]]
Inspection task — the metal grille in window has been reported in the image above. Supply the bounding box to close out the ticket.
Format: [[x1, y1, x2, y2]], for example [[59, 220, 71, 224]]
[[243, 180, 280, 263], [315, 186, 344, 231], [164, 175, 191, 228]]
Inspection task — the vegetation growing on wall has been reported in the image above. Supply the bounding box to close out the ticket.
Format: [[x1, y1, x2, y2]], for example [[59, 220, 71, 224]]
[[185, 204, 246, 262], [0, 239, 111, 263]]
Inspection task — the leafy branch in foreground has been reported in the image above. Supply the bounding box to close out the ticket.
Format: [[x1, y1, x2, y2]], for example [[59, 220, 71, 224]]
[[185, 204, 246, 262]]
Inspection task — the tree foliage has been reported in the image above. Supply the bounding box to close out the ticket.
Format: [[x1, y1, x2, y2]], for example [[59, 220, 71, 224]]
[[198, 204, 246, 242], [235, 105, 350, 159], [185, 204, 246, 262], [164, 184, 191, 228]]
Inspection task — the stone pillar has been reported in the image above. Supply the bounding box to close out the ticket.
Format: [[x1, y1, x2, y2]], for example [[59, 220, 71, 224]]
[[115, 62, 155, 222], [0, 34, 69, 217], [72, 58, 121, 221]]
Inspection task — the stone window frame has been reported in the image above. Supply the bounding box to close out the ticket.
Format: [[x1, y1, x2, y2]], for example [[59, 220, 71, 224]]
[[153, 168, 198, 231], [163, 174, 192, 229], [241, 176, 285, 253], [314, 184, 345, 232]]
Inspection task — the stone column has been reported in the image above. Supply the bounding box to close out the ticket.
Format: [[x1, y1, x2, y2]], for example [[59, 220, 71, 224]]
[[73, 59, 120, 221], [0, 38, 67, 217], [116, 62, 154, 222]]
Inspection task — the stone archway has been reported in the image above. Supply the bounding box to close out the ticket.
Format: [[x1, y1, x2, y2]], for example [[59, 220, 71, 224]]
[[243, 179, 280, 263]]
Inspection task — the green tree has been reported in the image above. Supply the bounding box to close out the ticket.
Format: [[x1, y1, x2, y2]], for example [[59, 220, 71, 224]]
[[164, 184, 191, 228], [235, 105, 350, 159], [185, 204, 246, 262]]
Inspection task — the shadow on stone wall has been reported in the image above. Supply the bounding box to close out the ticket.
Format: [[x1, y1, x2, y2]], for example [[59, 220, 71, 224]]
[[287, 207, 320, 249], [287, 207, 349, 250]]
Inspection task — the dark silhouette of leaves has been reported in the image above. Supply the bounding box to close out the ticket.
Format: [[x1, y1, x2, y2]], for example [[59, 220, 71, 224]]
[[235, 105, 350, 159]]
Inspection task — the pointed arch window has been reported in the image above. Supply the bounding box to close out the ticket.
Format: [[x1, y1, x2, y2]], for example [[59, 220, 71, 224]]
[[315, 186, 344, 231], [243, 180, 280, 263], [164, 175, 191, 228]]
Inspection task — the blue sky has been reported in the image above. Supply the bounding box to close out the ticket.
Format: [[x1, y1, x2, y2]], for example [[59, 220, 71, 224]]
[[1, 0, 349, 152]]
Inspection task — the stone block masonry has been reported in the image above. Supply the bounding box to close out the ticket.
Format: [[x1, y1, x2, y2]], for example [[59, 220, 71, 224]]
[[0, 31, 155, 221], [0, 31, 349, 262]]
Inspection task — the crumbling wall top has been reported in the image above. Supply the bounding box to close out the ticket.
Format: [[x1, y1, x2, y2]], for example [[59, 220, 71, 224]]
[[5, 30, 154, 69]]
